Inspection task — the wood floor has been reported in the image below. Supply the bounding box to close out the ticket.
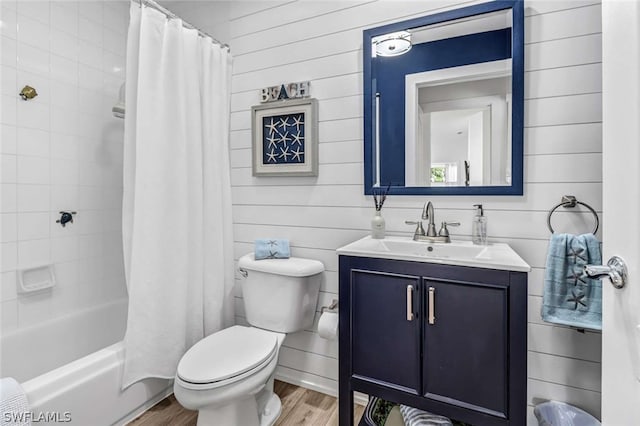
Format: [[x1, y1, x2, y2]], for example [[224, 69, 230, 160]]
[[128, 380, 365, 426]]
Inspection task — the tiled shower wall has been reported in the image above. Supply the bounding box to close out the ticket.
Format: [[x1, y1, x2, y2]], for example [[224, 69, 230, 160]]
[[0, 1, 128, 334]]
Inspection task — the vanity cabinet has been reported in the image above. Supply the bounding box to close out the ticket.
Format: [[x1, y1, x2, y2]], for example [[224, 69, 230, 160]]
[[339, 256, 527, 426]]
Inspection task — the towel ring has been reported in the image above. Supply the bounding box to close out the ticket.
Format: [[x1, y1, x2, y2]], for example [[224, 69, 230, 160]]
[[547, 195, 599, 235]]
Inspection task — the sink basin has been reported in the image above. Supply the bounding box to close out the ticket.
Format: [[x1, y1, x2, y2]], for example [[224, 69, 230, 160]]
[[337, 236, 530, 272]]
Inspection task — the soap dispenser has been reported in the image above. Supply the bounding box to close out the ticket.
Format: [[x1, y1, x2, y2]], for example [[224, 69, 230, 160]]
[[472, 204, 487, 245]]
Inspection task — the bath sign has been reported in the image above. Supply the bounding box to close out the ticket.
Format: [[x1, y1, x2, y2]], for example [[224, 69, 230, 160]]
[[260, 81, 310, 103]]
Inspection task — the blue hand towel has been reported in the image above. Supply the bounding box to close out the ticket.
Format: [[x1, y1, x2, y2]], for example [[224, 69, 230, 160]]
[[542, 233, 602, 330], [254, 239, 290, 260]]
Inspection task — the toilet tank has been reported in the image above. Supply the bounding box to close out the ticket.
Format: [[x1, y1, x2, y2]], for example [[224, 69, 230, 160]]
[[238, 254, 324, 333]]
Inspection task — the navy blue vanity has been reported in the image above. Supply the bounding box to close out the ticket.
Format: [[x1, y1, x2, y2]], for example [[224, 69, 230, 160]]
[[337, 238, 529, 425]]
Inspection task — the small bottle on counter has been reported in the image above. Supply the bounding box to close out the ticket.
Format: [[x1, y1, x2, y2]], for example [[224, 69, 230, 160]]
[[472, 204, 487, 245]]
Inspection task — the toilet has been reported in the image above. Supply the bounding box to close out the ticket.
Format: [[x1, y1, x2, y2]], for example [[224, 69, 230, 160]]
[[173, 253, 324, 426]]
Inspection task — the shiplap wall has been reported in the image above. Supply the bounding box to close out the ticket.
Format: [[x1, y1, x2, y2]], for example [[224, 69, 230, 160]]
[[220, 0, 603, 423]]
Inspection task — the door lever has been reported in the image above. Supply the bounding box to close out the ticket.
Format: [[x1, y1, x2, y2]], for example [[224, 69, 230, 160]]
[[584, 256, 628, 289]]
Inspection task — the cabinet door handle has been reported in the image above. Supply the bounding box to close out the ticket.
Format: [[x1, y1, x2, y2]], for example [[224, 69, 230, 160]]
[[428, 287, 436, 325], [406, 285, 414, 321]]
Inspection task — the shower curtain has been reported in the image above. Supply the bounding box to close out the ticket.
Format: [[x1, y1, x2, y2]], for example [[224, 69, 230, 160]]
[[121, 3, 234, 388]]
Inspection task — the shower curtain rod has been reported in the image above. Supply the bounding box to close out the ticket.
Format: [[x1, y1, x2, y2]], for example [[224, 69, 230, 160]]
[[138, 0, 230, 50]]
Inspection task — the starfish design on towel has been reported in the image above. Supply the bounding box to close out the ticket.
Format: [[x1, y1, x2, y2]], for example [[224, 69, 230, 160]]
[[567, 247, 587, 263], [566, 269, 588, 286], [567, 290, 587, 310], [267, 249, 278, 259], [267, 240, 278, 247]]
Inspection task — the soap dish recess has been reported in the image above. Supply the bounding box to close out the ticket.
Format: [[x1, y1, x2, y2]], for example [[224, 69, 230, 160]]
[[18, 264, 56, 294]]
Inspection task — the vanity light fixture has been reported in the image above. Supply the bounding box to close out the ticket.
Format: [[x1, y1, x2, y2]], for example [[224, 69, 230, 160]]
[[372, 31, 412, 57]]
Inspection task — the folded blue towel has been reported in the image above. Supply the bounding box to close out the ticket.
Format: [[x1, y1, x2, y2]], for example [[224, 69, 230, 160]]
[[254, 239, 290, 260], [542, 233, 602, 330]]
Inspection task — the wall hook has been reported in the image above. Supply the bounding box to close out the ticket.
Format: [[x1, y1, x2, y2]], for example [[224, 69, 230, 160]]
[[56, 211, 76, 227], [19, 85, 38, 100]]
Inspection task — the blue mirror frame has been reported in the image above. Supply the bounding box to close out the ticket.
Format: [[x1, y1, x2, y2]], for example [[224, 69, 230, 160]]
[[363, 0, 524, 195]]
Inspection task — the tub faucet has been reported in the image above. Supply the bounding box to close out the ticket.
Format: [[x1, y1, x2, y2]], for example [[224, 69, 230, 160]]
[[422, 202, 437, 237]]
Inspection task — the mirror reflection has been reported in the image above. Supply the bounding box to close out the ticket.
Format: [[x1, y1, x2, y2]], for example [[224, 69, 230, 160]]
[[363, 1, 524, 195], [405, 59, 512, 187]]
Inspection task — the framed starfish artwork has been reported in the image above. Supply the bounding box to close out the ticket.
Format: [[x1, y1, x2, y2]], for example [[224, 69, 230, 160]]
[[251, 98, 318, 176]]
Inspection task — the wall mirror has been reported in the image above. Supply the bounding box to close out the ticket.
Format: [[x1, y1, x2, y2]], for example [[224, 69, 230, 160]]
[[363, 1, 524, 195]]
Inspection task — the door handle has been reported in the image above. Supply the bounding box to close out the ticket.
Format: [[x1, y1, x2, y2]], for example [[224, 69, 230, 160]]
[[428, 287, 436, 325], [406, 285, 414, 321], [584, 256, 628, 289]]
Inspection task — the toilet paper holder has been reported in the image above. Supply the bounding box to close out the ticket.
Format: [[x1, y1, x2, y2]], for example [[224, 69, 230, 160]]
[[321, 299, 338, 313]]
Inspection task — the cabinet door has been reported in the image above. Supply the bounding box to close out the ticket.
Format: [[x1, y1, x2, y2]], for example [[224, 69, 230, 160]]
[[423, 279, 508, 418], [351, 269, 422, 394]]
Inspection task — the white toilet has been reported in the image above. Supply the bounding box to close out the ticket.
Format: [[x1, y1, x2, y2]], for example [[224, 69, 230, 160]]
[[173, 253, 324, 426]]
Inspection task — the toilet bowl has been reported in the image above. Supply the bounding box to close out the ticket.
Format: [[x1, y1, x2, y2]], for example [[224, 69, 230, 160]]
[[173, 254, 324, 425], [174, 325, 285, 426]]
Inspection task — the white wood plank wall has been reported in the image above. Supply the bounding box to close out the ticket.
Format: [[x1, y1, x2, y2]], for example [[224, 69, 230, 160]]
[[223, 1, 603, 423]]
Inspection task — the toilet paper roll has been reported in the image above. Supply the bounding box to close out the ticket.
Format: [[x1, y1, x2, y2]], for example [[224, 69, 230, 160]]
[[318, 311, 338, 340]]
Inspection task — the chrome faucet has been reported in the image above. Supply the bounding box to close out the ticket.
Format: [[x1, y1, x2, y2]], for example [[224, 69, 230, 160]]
[[422, 202, 437, 237], [405, 201, 460, 243]]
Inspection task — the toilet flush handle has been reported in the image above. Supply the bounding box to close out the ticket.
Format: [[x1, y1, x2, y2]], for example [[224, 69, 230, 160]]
[[239, 268, 248, 278]]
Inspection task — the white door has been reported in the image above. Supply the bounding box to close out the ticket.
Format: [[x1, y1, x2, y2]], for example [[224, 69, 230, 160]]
[[601, 0, 640, 423]]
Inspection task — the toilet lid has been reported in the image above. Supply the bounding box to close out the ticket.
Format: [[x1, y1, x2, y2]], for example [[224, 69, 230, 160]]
[[177, 326, 278, 385]]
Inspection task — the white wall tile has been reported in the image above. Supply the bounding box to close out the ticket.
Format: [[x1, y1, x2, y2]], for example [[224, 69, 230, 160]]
[[78, 2, 103, 24], [17, 155, 49, 184], [50, 54, 78, 85], [16, 99, 50, 132], [17, 127, 49, 157], [16, 13, 50, 49], [1, 184, 17, 213], [1, 271, 18, 302], [16, 1, 49, 26], [1, 242, 17, 272], [50, 184, 78, 211], [1, 300, 18, 332], [16, 42, 49, 75], [51, 158, 78, 185], [1, 95, 17, 126], [1, 213, 17, 242], [50, 132, 78, 160], [78, 16, 103, 47], [17, 238, 50, 267], [50, 80, 78, 108], [1, 154, 17, 183], [17, 212, 49, 241], [0, 5, 18, 40], [50, 29, 79, 61], [17, 184, 49, 212], [50, 2, 79, 37], [78, 63, 103, 91], [51, 236, 79, 263], [1, 125, 17, 154], [1, 36, 17, 68], [1, 65, 17, 96], [78, 39, 103, 69]]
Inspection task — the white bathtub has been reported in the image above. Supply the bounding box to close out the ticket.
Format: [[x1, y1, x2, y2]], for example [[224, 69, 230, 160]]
[[2, 299, 172, 425]]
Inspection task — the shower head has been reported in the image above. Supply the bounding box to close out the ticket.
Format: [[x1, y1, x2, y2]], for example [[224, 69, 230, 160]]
[[112, 83, 125, 119]]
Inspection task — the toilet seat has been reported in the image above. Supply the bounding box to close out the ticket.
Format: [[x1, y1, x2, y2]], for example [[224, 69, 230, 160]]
[[177, 326, 278, 389]]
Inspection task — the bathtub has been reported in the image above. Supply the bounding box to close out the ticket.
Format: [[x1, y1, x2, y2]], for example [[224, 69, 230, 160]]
[[2, 299, 172, 425]]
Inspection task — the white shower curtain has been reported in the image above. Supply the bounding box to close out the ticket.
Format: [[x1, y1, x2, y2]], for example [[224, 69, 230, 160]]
[[121, 3, 234, 388]]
